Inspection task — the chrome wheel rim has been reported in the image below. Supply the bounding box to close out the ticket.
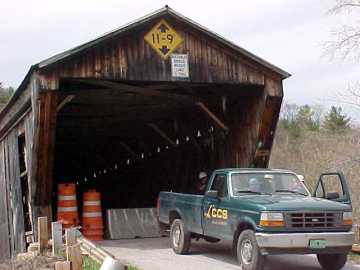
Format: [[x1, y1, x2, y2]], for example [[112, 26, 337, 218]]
[[172, 225, 181, 248], [241, 239, 253, 265]]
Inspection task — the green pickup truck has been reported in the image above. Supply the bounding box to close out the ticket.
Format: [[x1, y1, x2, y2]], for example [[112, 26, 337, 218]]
[[158, 168, 354, 270]]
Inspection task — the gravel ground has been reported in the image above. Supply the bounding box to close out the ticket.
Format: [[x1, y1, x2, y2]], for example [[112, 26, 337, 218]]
[[0, 254, 61, 270], [100, 237, 360, 270]]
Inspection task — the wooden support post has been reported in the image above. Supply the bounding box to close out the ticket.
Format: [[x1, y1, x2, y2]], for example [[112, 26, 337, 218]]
[[67, 244, 82, 270], [52, 221, 63, 257], [196, 102, 229, 132], [147, 123, 176, 146], [34, 90, 58, 215], [38, 217, 48, 254], [65, 228, 77, 247], [55, 261, 71, 270]]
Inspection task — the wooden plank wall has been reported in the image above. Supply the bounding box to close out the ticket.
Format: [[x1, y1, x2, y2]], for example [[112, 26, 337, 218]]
[[0, 127, 26, 257], [6, 129, 25, 254], [38, 15, 280, 92], [0, 140, 11, 260], [0, 111, 36, 260]]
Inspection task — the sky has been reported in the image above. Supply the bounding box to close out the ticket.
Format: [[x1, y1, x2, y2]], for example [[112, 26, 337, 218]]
[[0, 0, 359, 116]]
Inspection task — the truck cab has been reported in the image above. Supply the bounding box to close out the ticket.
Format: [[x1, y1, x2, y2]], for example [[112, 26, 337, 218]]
[[158, 168, 354, 270]]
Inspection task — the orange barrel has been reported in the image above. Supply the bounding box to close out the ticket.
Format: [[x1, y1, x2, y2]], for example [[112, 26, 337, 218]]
[[57, 183, 79, 229], [82, 190, 104, 241]]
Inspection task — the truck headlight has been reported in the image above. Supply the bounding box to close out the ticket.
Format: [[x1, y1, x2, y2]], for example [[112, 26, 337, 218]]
[[342, 211, 353, 226], [260, 212, 285, 227]]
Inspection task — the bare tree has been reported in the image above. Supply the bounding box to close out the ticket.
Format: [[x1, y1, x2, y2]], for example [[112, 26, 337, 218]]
[[324, 1, 360, 111], [325, 0, 360, 60]]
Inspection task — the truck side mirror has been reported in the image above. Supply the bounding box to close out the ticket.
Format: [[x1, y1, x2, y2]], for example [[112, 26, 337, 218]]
[[326, 191, 340, 200], [205, 190, 219, 198]]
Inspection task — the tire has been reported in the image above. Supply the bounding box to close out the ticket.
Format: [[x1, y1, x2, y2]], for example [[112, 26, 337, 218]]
[[170, 219, 191, 254], [236, 229, 264, 270], [204, 236, 221, 243], [317, 253, 347, 270]]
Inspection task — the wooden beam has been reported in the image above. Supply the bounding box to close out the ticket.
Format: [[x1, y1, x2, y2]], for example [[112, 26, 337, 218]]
[[52, 222, 63, 257], [119, 142, 139, 160], [253, 96, 282, 167], [38, 217, 48, 255], [35, 90, 58, 206], [147, 123, 176, 146], [72, 79, 196, 104], [55, 262, 71, 270], [67, 244, 82, 270], [57, 95, 75, 112], [196, 102, 229, 132], [65, 228, 77, 247]]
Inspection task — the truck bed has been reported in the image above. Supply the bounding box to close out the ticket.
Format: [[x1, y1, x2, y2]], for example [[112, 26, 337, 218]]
[[159, 191, 204, 234]]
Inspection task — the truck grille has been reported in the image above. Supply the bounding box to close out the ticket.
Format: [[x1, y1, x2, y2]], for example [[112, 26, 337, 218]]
[[286, 212, 338, 228]]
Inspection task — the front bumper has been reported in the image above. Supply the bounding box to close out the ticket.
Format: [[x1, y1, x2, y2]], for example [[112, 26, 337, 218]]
[[256, 231, 354, 255]]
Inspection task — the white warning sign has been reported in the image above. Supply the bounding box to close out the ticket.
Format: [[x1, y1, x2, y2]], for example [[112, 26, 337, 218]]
[[171, 54, 189, 78]]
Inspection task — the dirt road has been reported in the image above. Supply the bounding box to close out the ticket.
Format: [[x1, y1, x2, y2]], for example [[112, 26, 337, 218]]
[[100, 237, 360, 270]]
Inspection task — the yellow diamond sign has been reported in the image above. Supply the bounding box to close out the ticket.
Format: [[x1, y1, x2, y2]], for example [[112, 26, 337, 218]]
[[144, 19, 183, 60]]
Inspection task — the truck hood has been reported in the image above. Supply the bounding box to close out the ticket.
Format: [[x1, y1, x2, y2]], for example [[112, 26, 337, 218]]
[[235, 195, 351, 212]]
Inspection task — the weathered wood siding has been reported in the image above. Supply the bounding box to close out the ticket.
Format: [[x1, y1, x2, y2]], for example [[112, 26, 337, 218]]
[[0, 140, 11, 260], [39, 15, 281, 96], [0, 75, 37, 259], [0, 111, 36, 260], [0, 128, 25, 257]]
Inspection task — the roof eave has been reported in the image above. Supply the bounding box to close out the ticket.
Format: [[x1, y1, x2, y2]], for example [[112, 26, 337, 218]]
[[37, 6, 290, 79]]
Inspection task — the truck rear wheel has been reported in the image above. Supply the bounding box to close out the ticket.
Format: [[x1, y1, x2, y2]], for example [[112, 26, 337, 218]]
[[236, 230, 264, 270], [317, 253, 347, 270], [170, 219, 191, 254]]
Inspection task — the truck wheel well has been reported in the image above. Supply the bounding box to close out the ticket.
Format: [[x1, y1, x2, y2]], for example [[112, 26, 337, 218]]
[[234, 222, 254, 243], [169, 211, 181, 224]]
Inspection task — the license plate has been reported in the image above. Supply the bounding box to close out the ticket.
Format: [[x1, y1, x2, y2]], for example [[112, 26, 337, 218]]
[[309, 239, 326, 249]]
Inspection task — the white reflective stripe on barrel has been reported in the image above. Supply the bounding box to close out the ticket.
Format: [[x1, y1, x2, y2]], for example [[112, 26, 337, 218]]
[[83, 212, 102, 218], [58, 195, 76, 201], [83, 201, 101, 206], [58, 207, 78, 212]]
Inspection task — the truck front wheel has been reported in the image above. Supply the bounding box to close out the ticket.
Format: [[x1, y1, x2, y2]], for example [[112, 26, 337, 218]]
[[170, 219, 191, 254], [236, 230, 264, 270], [317, 253, 347, 270]]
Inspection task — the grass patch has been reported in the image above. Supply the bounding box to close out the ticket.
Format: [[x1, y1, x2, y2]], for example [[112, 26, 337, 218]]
[[127, 265, 139, 270], [348, 251, 360, 264], [83, 255, 101, 270]]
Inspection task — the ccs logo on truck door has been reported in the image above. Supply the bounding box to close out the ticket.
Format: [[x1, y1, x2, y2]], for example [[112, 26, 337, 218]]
[[205, 205, 228, 220]]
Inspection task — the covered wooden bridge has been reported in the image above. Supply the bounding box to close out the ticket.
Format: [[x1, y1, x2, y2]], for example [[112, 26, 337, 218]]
[[0, 6, 289, 259]]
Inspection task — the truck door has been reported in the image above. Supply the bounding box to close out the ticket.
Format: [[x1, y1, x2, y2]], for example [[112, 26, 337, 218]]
[[313, 172, 351, 204], [203, 173, 231, 239]]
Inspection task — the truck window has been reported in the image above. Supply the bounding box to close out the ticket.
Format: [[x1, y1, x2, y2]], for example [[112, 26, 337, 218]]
[[320, 174, 344, 197], [211, 174, 228, 198]]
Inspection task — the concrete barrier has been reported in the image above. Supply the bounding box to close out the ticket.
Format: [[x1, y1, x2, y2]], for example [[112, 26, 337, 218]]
[[106, 208, 160, 239]]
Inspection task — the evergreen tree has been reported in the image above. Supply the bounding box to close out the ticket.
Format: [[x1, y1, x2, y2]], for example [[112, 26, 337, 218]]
[[0, 82, 14, 107], [323, 106, 351, 132], [296, 105, 320, 131]]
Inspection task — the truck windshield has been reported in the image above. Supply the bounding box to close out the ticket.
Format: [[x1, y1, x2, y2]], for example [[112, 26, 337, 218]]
[[231, 173, 308, 196]]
